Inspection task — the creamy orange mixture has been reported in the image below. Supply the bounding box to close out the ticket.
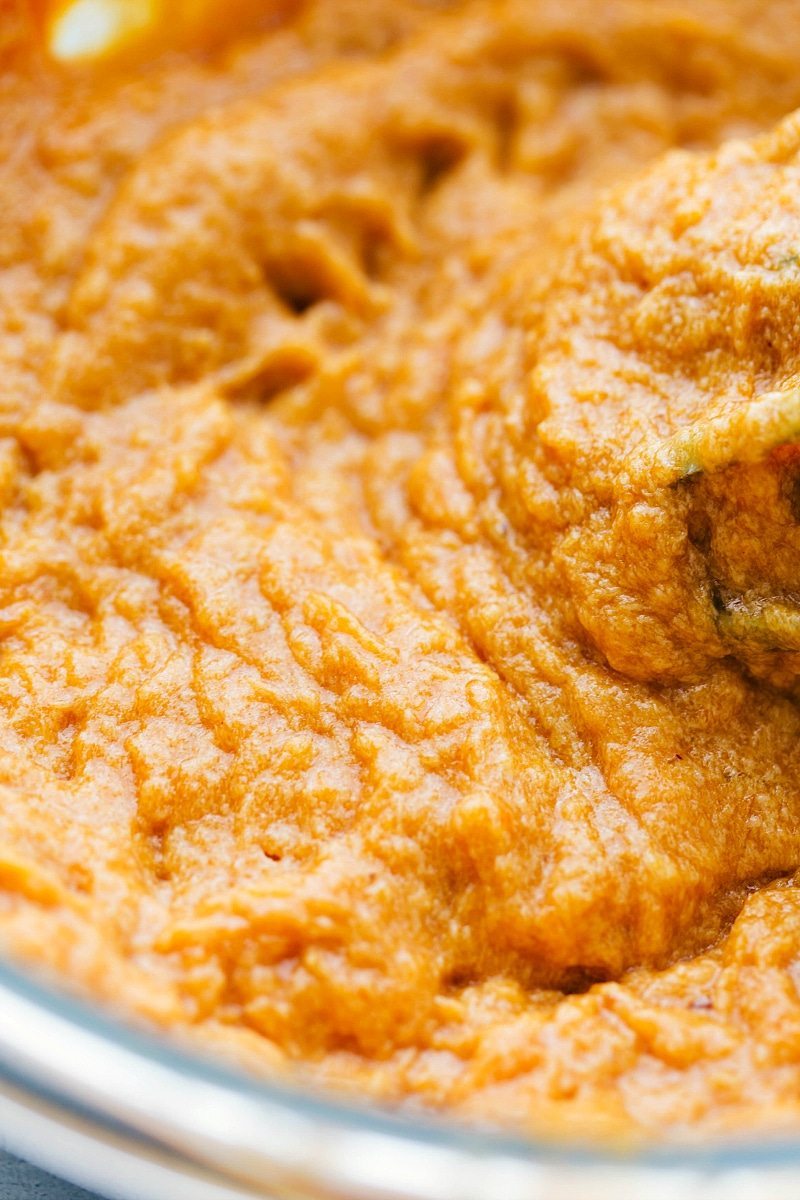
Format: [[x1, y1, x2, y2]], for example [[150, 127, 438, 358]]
[[4, 0, 800, 1141]]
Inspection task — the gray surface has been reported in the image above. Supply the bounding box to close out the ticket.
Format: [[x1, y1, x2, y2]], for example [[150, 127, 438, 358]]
[[0, 1151, 100, 1199]]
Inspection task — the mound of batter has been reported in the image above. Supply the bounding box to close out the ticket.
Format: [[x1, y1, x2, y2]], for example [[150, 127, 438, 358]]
[[3, 0, 800, 1140]]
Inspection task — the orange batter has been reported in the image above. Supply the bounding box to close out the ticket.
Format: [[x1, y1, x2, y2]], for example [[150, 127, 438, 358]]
[[3, 0, 800, 1141]]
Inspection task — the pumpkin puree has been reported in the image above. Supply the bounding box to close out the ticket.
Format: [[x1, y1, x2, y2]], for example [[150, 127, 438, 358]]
[[4, 0, 800, 1140]]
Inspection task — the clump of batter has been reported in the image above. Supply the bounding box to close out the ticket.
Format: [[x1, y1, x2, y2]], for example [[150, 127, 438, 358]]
[[3, 0, 800, 1140]]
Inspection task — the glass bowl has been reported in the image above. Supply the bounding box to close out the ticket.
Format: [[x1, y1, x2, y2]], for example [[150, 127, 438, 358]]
[[0, 956, 799, 1200]]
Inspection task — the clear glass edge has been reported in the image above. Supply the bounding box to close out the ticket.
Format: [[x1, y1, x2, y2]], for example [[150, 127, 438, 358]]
[[0, 954, 798, 1179]]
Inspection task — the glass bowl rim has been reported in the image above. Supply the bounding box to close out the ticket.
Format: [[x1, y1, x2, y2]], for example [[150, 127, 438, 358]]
[[1, 953, 800, 1191]]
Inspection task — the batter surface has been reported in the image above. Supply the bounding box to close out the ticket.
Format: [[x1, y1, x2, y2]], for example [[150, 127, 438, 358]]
[[3, 0, 800, 1140]]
